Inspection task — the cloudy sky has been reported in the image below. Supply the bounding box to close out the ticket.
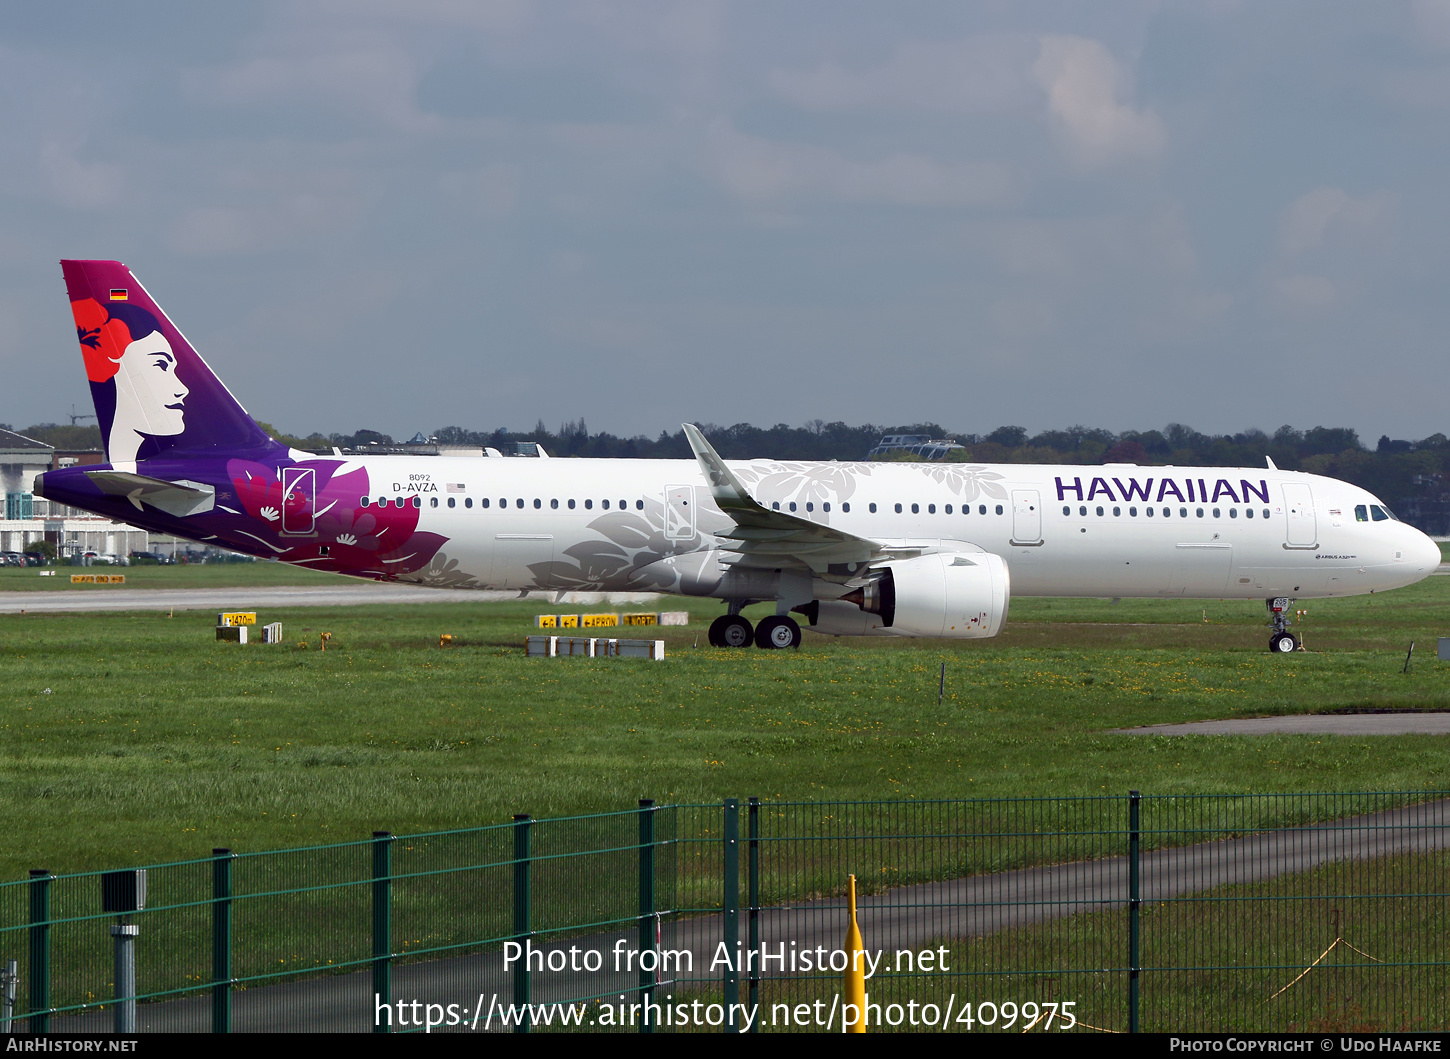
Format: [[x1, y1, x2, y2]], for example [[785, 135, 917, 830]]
[[3, 1, 1450, 443]]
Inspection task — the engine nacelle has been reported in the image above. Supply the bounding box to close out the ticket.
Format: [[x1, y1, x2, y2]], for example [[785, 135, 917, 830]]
[[822, 552, 1010, 638]]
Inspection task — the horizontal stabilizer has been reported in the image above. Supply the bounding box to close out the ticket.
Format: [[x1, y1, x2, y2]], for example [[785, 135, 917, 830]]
[[85, 470, 215, 517]]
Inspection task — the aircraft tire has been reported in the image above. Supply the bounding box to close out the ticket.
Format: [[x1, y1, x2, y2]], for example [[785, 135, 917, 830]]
[[1270, 633, 1298, 654], [710, 615, 754, 648], [755, 615, 802, 650]]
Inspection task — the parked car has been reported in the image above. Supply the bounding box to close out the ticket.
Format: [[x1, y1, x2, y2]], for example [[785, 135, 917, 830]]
[[1, 552, 25, 567]]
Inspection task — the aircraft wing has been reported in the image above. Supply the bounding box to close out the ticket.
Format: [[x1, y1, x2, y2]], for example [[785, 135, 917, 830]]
[[85, 470, 216, 518], [683, 423, 900, 575]]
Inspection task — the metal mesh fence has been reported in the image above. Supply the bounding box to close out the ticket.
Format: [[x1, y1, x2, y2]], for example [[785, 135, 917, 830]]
[[0, 792, 1444, 1033]]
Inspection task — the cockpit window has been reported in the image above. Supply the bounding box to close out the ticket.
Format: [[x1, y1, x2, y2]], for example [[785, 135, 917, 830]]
[[1370, 504, 1390, 522], [1355, 505, 1368, 522]]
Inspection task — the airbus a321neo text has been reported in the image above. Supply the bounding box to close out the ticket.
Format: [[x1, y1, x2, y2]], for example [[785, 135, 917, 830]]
[[36, 260, 1442, 653]]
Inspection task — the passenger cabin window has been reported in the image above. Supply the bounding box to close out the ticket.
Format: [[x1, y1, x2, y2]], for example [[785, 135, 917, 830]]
[[1129, 506, 1137, 516], [1230, 509, 1238, 518], [602, 500, 610, 509], [979, 505, 987, 515], [943, 504, 950, 514], [585, 500, 593, 510], [927, 504, 934, 514], [823, 502, 831, 512], [894, 503, 902, 513], [568, 499, 575, 509], [868, 503, 877, 513], [467, 498, 475, 509], [995, 505, 1003, 515], [636, 500, 643, 510], [772, 501, 780, 510], [789, 502, 797, 512], [534, 499, 542, 509], [478, 498, 486, 508], [1063, 506, 1071, 516], [841, 503, 849, 513], [1212, 508, 1220, 517], [360, 496, 369, 507], [448, 497, 456, 508], [1079, 506, 1087, 516], [550, 499, 558, 509], [1096, 506, 1104, 516], [1112, 506, 1120, 516], [911, 503, 919, 514], [1246, 508, 1254, 518], [430, 497, 438, 508]]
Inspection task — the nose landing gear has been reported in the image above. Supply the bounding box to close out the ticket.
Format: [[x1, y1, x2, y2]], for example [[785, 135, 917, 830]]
[[1267, 597, 1300, 654]]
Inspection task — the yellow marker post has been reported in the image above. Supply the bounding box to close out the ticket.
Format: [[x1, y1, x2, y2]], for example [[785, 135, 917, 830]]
[[844, 874, 867, 1033]]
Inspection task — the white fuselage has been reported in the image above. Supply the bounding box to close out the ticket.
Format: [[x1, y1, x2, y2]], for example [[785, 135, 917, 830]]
[[341, 456, 1441, 602]]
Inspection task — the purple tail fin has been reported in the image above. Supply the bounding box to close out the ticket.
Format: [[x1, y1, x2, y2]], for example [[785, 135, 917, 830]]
[[62, 259, 273, 462]]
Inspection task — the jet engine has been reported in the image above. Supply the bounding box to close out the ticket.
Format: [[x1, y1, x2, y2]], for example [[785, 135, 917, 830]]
[[810, 552, 1010, 638]]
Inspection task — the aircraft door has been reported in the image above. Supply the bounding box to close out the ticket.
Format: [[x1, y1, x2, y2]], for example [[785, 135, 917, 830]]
[[281, 467, 315, 535], [665, 485, 696, 540], [1010, 489, 1042, 545], [1282, 483, 1317, 547], [490, 534, 555, 589]]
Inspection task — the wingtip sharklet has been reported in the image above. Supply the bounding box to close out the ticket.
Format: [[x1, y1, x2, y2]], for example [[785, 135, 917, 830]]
[[682, 422, 750, 503]]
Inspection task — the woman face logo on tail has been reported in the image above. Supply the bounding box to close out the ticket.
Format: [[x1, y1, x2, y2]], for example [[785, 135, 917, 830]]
[[72, 298, 189, 462]]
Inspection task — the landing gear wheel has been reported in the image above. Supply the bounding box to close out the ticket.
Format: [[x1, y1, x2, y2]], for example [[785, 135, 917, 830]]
[[1270, 633, 1299, 654], [709, 615, 754, 648], [755, 615, 802, 650]]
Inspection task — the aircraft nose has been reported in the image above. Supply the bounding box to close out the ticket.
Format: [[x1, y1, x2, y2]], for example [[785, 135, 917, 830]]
[[1414, 531, 1444, 573]]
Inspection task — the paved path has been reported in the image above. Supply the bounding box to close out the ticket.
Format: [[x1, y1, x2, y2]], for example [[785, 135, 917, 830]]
[[49, 799, 1450, 1032], [1115, 714, 1450, 736], [0, 585, 661, 614]]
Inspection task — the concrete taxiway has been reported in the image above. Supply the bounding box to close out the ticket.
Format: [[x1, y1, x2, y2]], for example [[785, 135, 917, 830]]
[[0, 585, 660, 614], [1116, 713, 1450, 736]]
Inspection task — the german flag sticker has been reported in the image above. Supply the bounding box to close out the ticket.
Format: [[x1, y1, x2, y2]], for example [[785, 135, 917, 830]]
[[109, 289, 128, 301]]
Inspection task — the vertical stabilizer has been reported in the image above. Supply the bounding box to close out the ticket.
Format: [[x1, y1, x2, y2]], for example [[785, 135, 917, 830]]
[[62, 260, 273, 462]]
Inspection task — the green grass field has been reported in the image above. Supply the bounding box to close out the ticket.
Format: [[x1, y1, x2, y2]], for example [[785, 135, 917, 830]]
[[1, 575, 1449, 880]]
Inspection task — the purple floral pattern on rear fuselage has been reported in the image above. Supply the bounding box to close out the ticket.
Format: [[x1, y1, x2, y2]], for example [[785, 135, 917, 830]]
[[222, 455, 446, 578]]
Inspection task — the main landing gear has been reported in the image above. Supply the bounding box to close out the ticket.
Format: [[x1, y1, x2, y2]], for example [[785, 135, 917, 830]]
[[707, 613, 802, 649], [1267, 597, 1300, 654]]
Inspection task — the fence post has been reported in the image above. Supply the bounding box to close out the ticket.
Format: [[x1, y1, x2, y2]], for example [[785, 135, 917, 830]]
[[637, 799, 656, 1034], [1128, 790, 1141, 1034], [212, 849, 232, 1034], [28, 870, 50, 1034], [372, 831, 393, 1034], [747, 797, 761, 1031], [513, 814, 532, 1034], [723, 798, 740, 1031]]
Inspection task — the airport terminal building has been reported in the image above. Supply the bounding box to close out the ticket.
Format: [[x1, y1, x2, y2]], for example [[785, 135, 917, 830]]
[[0, 428, 146, 559]]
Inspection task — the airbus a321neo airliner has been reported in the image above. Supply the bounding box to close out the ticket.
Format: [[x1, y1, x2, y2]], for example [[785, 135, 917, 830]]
[[36, 260, 1442, 653]]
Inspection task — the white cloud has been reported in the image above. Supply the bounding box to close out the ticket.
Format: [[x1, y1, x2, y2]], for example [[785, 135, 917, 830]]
[[1278, 188, 1391, 257], [771, 36, 1039, 115], [705, 121, 1012, 207], [1033, 36, 1164, 169], [184, 41, 435, 132], [1412, 0, 1450, 48], [439, 164, 521, 219], [168, 176, 367, 257], [37, 136, 124, 210], [1273, 273, 1337, 309]]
